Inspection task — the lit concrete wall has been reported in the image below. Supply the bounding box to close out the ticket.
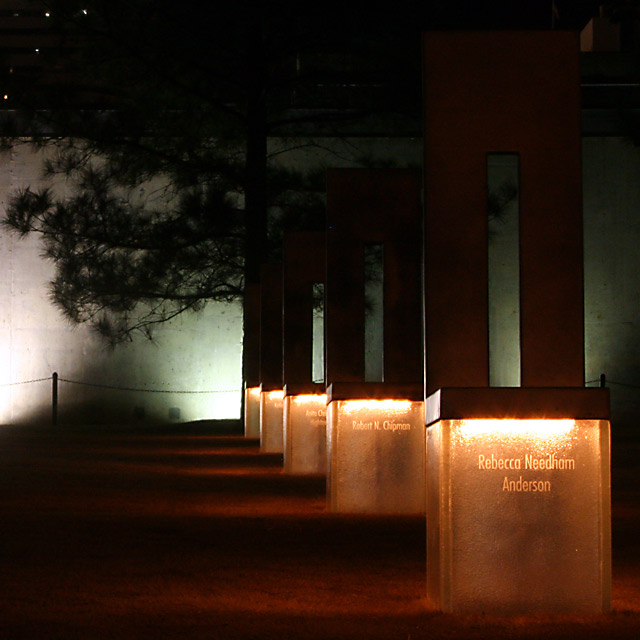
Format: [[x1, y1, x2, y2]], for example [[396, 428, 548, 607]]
[[583, 137, 640, 427], [0, 137, 422, 426], [2, 137, 639, 427], [0, 146, 243, 425], [488, 154, 520, 387]]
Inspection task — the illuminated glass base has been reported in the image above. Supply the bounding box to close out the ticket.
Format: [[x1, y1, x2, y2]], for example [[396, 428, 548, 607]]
[[327, 399, 426, 514], [283, 394, 327, 474], [260, 389, 284, 453], [427, 417, 611, 613], [244, 387, 261, 438]]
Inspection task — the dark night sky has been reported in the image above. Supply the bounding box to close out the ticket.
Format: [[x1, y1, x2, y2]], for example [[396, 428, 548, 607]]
[[313, 0, 602, 30]]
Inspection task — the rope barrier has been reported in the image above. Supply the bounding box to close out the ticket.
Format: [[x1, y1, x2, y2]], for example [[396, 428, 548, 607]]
[[586, 375, 640, 390], [4, 371, 640, 429], [0, 377, 51, 387], [57, 377, 238, 394], [4, 374, 640, 393], [599, 380, 640, 390], [1, 373, 240, 427], [0, 375, 237, 394]]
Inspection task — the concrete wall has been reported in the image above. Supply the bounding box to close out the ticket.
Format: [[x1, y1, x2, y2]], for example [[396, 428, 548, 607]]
[[0, 137, 422, 426], [2, 137, 639, 428], [0, 146, 243, 425], [583, 137, 640, 428]]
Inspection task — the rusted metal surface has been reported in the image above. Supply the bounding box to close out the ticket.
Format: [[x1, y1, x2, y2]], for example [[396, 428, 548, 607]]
[[424, 31, 584, 392], [283, 231, 325, 385], [243, 282, 261, 387], [325, 168, 423, 386], [259, 263, 283, 390]]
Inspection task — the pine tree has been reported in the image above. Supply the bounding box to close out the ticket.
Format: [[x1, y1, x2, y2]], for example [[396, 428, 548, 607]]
[[1, 1, 426, 343]]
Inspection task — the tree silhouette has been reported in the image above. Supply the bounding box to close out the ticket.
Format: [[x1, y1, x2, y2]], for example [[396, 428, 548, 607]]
[[2, 0, 424, 342]]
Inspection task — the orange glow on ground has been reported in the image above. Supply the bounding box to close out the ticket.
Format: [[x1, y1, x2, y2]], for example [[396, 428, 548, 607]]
[[0, 425, 636, 637]]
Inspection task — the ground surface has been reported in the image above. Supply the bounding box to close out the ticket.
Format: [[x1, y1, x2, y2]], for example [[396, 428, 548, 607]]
[[0, 423, 639, 639]]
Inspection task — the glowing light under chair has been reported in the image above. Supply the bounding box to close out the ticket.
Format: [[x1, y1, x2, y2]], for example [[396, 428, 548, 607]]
[[426, 388, 611, 614], [244, 386, 261, 438], [327, 385, 426, 514], [260, 388, 285, 453], [283, 390, 327, 474]]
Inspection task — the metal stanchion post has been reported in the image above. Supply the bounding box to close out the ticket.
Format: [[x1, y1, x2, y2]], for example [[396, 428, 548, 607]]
[[52, 372, 58, 427]]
